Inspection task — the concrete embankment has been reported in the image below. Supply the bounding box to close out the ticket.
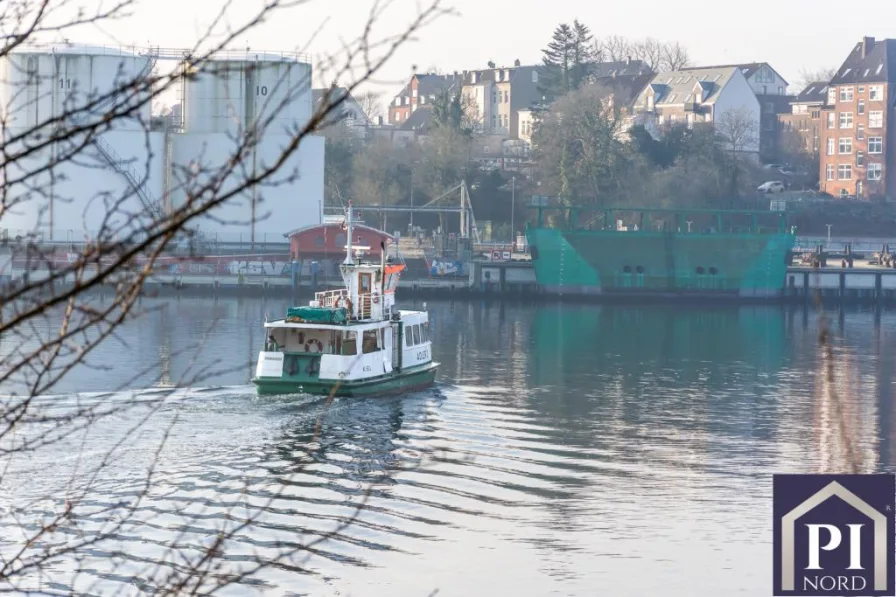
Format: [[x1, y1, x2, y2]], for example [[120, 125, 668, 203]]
[[11, 259, 896, 306]]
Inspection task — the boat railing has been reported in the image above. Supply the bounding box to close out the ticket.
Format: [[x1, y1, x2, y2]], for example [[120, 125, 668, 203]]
[[315, 288, 348, 307], [314, 288, 384, 320]]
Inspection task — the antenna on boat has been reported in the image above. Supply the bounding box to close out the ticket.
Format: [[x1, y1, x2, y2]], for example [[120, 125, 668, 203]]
[[343, 200, 354, 266]]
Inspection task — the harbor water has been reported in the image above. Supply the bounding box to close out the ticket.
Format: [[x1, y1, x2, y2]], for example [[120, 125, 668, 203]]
[[1, 297, 893, 596]]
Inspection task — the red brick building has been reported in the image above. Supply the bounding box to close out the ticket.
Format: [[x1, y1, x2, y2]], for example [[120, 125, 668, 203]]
[[819, 37, 896, 199], [779, 82, 827, 156], [387, 72, 462, 125]]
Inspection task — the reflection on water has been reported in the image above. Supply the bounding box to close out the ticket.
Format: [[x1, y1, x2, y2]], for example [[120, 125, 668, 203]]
[[0, 298, 894, 596]]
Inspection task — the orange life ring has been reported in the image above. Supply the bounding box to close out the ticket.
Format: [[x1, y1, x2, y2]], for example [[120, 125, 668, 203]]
[[304, 339, 323, 353]]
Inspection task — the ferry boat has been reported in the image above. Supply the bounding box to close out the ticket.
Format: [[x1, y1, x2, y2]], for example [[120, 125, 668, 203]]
[[251, 202, 439, 397]]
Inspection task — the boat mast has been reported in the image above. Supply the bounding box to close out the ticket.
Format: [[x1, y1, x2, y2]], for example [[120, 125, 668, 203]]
[[343, 201, 354, 265]]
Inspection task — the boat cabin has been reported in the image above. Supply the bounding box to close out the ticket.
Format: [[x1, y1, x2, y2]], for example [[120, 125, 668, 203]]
[[312, 260, 403, 322]]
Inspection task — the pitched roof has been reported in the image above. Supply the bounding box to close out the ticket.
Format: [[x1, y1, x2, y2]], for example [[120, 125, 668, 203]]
[[592, 73, 655, 107], [792, 81, 829, 104], [587, 59, 653, 78], [414, 73, 462, 96], [694, 61, 789, 86], [283, 222, 392, 240], [400, 106, 433, 132], [829, 37, 896, 85], [508, 65, 542, 111], [390, 73, 461, 104], [633, 67, 741, 109]]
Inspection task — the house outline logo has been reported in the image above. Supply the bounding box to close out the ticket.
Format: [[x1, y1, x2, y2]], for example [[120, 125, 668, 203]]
[[774, 474, 895, 596]]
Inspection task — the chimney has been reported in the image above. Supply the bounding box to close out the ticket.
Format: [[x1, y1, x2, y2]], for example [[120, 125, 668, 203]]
[[627, 55, 632, 65], [514, 58, 521, 67], [863, 36, 875, 58]]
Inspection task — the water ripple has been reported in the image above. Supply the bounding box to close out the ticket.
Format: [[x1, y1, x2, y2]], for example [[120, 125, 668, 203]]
[[1, 300, 892, 596]]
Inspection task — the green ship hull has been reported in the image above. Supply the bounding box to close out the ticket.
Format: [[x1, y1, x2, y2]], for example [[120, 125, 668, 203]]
[[253, 362, 439, 397], [526, 208, 795, 298]]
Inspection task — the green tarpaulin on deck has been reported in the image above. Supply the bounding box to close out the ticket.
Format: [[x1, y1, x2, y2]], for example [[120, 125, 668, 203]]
[[286, 306, 347, 324]]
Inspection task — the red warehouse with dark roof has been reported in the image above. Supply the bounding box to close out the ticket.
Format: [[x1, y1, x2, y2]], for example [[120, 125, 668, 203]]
[[284, 222, 393, 261]]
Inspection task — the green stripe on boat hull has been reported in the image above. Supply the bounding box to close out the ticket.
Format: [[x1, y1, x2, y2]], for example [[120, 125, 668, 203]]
[[252, 363, 439, 397]]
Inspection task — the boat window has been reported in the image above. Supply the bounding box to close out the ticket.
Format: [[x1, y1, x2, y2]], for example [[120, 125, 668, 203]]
[[340, 331, 357, 355], [412, 325, 420, 345], [423, 322, 429, 343], [359, 273, 372, 294], [362, 330, 379, 354], [404, 327, 412, 347]]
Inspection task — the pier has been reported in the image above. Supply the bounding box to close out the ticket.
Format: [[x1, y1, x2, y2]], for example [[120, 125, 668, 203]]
[[12, 259, 896, 306]]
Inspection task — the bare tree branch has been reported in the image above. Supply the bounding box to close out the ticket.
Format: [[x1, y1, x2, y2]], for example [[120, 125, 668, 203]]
[[0, 0, 452, 593]]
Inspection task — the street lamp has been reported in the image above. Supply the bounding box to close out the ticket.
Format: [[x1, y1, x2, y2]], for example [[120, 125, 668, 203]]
[[686, 220, 693, 233]]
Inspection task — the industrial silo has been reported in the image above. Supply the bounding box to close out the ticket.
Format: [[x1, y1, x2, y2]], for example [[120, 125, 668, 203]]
[[0, 43, 163, 241], [172, 51, 322, 246], [181, 53, 312, 135]]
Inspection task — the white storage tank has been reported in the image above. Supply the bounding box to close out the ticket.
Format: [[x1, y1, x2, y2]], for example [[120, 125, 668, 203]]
[[0, 43, 154, 134], [182, 52, 312, 135], [0, 44, 163, 241]]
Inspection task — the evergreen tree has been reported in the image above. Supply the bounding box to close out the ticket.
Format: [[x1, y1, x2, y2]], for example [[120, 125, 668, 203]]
[[537, 23, 575, 101], [431, 88, 471, 135], [570, 20, 596, 90], [537, 21, 597, 102]]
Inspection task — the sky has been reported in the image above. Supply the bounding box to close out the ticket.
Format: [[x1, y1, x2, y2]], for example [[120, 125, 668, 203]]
[[56, 0, 896, 110]]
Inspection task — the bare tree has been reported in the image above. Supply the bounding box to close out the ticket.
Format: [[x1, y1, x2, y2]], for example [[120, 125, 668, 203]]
[[715, 106, 760, 157], [632, 38, 663, 71], [795, 66, 838, 90], [597, 35, 632, 62], [594, 35, 691, 72], [356, 89, 384, 121], [0, 0, 449, 593], [660, 41, 691, 71], [714, 106, 760, 195]]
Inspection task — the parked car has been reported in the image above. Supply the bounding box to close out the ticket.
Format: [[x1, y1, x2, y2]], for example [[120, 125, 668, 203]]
[[757, 181, 786, 194]]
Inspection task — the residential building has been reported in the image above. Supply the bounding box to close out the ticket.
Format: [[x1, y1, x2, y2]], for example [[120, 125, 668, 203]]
[[703, 62, 790, 96], [312, 87, 372, 137], [819, 37, 896, 199], [387, 73, 462, 125], [778, 81, 827, 156], [631, 67, 761, 154], [461, 61, 542, 138], [517, 109, 535, 143], [695, 62, 793, 160]]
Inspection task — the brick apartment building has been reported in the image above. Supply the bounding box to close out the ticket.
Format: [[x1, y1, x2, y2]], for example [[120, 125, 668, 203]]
[[819, 37, 896, 199], [778, 81, 827, 155], [387, 73, 462, 125]]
